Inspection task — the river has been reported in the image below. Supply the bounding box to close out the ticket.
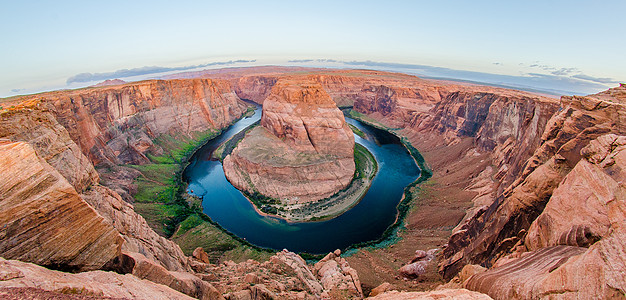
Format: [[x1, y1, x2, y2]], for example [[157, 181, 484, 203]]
[[183, 106, 420, 254]]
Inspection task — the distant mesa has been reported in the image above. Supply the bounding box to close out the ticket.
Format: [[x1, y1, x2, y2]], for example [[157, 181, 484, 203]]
[[223, 78, 355, 205], [91, 79, 127, 87]]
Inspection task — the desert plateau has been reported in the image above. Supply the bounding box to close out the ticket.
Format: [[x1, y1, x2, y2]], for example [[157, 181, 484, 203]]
[[2, 2, 625, 299]]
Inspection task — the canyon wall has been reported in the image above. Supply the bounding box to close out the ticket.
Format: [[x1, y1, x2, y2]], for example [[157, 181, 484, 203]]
[[344, 76, 626, 298], [43, 78, 247, 167], [0, 78, 250, 298], [0, 141, 122, 272], [2, 67, 623, 298], [224, 78, 355, 203]]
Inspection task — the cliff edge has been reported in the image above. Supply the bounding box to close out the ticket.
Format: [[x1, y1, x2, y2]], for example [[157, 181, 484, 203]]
[[224, 78, 355, 204]]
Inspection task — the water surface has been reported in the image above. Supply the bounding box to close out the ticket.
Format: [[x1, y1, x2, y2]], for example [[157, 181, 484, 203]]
[[183, 107, 420, 253]]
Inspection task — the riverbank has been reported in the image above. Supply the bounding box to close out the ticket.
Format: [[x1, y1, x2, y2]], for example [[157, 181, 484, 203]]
[[269, 143, 377, 222], [343, 109, 495, 293], [183, 106, 423, 254], [343, 109, 433, 250], [129, 105, 272, 262]]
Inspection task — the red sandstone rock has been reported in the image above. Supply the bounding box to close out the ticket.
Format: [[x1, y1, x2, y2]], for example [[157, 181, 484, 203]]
[[367, 288, 492, 299], [0, 141, 123, 271], [126, 252, 223, 300], [193, 247, 211, 264], [439, 85, 626, 280], [369, 282, 393, 297], [224, 78, 355, 203], [0, 257, 193, 299]]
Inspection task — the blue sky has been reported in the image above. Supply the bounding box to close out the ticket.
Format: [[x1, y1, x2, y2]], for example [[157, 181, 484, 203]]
[[1, 1, 625, 97]]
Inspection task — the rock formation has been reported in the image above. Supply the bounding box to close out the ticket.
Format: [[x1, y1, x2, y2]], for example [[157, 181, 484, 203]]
[[224, 78, 355, 203], [0, 257, 194, 299], [367, 288, 492, 299], [463, 133, 626, 299], [0, 141, 122, 272], [438, 85, 626, 286], [199, 249, 362, 299], [0, 77, 249, 298], [2, 66, 625, 299]]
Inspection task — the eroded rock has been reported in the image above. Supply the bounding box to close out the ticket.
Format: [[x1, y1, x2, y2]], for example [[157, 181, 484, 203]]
[[224, 78, 355, 204], [0, 141, 122, 272]]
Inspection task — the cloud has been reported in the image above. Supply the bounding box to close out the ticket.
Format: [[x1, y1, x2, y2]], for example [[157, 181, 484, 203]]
[[524, 62, 619, 85], [11, 88, 25, 93], [492, 62, 502, 66], [288, 59, 338, 63], [66, 59, 256, 84], [289, 59, 615, 95], [571, 74, 619, 84], [550, 67, 579, 76]]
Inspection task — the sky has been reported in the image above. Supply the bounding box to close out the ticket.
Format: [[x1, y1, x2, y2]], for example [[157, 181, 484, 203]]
[[1, 0, 625, 97]]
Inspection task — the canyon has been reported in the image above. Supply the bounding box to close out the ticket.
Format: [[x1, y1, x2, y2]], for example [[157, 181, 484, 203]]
[[0, 66, 624, 299], [223, 78, 356, 206]]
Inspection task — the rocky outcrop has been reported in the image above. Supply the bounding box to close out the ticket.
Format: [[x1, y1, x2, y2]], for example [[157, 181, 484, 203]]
[[81, 185, 189, 272], [399, 249, 438, 278], [0, 141, 122, 272], [261, 78, 355, 157], [124, 252, 223, 300], [224, 79, 355, 203], [463, 133, 626, 299], [0, 257, 194, 299], [0, 102, 99, 193], [40, 78, 248, 167], [367, 288, 492, 299], [313, 250, 363, 298], [204, 249, 362, 299], [439, 85, 626, 280], [232, 75, 278, 103]]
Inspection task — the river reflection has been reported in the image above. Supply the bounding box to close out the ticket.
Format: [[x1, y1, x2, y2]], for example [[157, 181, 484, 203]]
[[183, 107, 420, 253]]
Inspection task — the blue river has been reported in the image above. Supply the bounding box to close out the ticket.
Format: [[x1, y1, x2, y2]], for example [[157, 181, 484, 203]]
[[183, 106, 420, 253]]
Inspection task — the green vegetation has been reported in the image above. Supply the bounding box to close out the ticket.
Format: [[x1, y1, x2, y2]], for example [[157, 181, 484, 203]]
[[354, 143, 377, 180], [130, 116, 273, 262], [348, 123, 367, 139], [344, 109, 433, 254], [213, 120, 259, 161], [271, 142, 377, 222]]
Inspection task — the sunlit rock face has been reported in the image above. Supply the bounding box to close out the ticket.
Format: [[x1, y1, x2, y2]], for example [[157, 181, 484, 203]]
[[224, 78, 355, 204]]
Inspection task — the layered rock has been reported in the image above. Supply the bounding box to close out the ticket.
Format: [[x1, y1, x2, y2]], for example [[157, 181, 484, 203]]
[[203, 249, 362, 299], [0, 141, 122, 271], [261, 78, 355, 157], [367, 288, 492, 299], [41, 78, 248, 167], [81, 185, 189, 272], [0, 77, 252, 298], [463, 133, 626, 299], [0, 257, 194, 299], [439, 85, 626, 280], [224, 79, 355, 203]]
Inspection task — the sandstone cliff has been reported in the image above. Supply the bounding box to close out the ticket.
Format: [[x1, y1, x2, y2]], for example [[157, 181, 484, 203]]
[[0, 141, 122, 272], [224, 78, 355, 203], [0, 77, 250, 298], [464, 133, 626, 299], [0, 257, 194, 299], [42, 78, 247, 167], [439, 85, 626, 281], [0, 78, 249, 273]]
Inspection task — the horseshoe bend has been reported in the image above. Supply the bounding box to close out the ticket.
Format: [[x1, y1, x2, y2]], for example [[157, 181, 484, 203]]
[[1, 66, 625, 299]]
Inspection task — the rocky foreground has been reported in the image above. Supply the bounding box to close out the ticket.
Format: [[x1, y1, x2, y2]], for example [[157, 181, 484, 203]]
[[224, 78, 355, 204], [1, 66, 625, 299]]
